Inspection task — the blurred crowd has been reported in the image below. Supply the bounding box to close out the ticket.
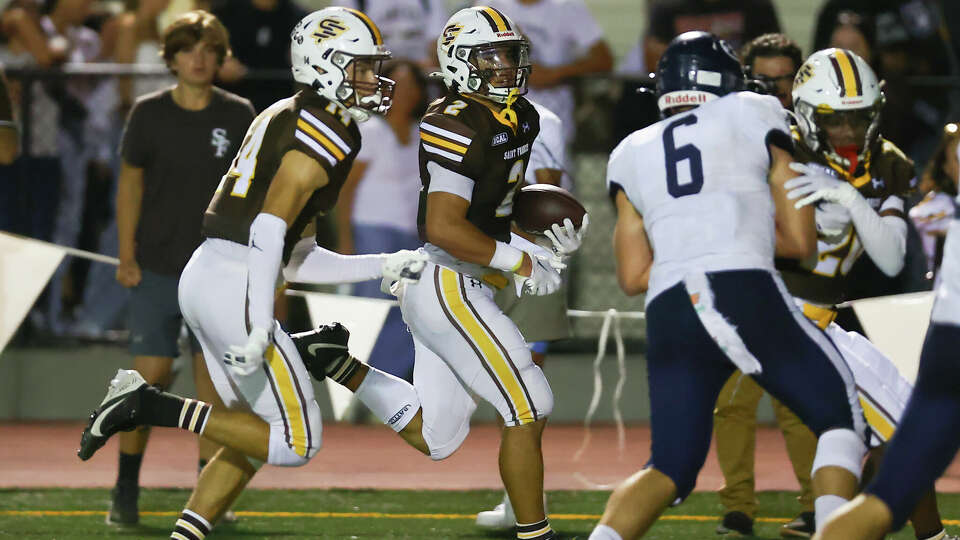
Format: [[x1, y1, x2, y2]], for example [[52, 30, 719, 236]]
[[0, 0, 959, 341]]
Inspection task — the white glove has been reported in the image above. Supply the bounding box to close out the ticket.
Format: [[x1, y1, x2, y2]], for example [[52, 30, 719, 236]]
[[380, 249, 429, 294], [815, 201, 852, 236], [516, 254, 562, 296], [786, 162, 859, 209], [223, 327, 270, 376], [544, 215, 589, 256]]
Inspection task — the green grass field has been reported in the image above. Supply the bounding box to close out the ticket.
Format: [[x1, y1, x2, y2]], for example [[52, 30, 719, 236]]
[[1, 488, 958, 539]]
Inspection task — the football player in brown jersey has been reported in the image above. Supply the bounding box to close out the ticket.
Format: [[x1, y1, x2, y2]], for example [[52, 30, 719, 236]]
[[299, 7, 566, 540], [779, 50, 955, 540], [77, 8, 430, 539]]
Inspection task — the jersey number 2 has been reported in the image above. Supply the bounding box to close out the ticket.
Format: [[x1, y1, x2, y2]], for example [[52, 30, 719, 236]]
[[663, 114, 704, 198]]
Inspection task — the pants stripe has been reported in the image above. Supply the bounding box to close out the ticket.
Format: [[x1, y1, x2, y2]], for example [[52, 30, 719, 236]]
[[438, 267, 535, 424], [265, 345, 309, 457], [459, 274, 538, 423], [277, 342, 313, 454], [262, 348, 292, 451], [857, 387, 897, 442], [434, 267, 518, 423]]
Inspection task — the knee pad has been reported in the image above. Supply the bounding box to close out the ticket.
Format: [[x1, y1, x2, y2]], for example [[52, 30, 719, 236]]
[[356, 367, 421, 433], [811, 428, 866, 480]]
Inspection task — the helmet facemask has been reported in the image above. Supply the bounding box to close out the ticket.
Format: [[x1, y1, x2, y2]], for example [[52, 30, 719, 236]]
[[458, 40, 530, 103], [798, 98, 883, 170], [326, 51, 395, 121]]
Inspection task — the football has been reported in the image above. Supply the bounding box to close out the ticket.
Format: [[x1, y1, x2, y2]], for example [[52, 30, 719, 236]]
[[512, 184, 586, 234]]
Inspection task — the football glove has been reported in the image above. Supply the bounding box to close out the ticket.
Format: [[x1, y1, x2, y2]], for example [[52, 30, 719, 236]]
[[786, 162, 859, 209], [380, 249, 429, 295], [223, 327, 270, 377], [293, 322, 351, 382], [516, 254, 562, 296], [544, 215, 589, 256], [815, 201, 852, 236]]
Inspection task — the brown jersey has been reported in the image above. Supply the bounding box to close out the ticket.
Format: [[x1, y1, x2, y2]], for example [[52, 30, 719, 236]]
[[203, 91, 360, 261], [776, 132, 916, 305], [417, 93, 540, 243]]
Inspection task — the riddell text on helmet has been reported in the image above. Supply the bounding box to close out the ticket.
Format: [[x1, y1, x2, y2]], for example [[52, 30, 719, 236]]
[[662, 93, 709, 105]]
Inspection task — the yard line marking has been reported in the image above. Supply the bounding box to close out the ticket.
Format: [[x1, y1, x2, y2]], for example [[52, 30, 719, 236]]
[[2, 511, 957, 526]]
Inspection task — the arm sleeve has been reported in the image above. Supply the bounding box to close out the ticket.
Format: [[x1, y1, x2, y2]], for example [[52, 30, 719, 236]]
[[120, 101, 148, 166], [246, 213, 286, 333], [427, 161, 475, 201], [283, 237, 386, 284], [849, 196, 908, 277]]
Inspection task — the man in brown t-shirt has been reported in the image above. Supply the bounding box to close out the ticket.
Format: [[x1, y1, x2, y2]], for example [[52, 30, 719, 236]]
[[108, 10, 254, 526]]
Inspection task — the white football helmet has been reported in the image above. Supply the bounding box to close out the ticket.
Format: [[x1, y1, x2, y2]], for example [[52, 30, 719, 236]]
[[291, 7, 393, 122], [436, 6, 530, 103], [792, 48, 884, 168]]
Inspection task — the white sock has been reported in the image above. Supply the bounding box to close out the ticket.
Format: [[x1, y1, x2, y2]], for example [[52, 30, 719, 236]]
[[589, 524, 623, 540], [815, 494, 849, 531], [355, 367, 420, 432]]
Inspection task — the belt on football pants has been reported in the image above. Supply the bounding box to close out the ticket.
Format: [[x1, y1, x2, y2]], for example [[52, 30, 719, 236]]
[[801, 302, 838, 330]]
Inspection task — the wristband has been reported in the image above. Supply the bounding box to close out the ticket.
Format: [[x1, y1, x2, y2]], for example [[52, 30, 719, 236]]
[[489, 240, 524, 272]]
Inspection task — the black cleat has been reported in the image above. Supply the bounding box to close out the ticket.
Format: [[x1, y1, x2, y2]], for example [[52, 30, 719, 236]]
[[78, 370, 148, 461], [293, 323, 351, 382], [716, 511, 754, 536], [106, 484, 139, 525]]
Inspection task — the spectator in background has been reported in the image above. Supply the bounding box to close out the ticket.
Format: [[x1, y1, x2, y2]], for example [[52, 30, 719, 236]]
[[740, 33, 802, 109], [643, 0, 780, 73], [212, 0, 305, 112], [0, 1, 65, 246], [107, 10, 254, 525], [340, 0, 447, 66], [911, 122, 960, 284], [0, 69, 19, 165], [335, 60, 427, 382], [823, 9, 874, 64], [481, 0, 613, 151], [71, 0, 176, 339]]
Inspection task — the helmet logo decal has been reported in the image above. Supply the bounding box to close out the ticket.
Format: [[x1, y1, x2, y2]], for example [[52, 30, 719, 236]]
[[313, 18, 348, 44], [441, 23, 463, 48], [794, 63, 814, 90]]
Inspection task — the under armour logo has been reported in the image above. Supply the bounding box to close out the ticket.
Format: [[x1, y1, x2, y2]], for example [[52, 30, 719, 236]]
[[872, 177, 885, 190], [469, 278, 482, 288], [211, 128, 230, 158]]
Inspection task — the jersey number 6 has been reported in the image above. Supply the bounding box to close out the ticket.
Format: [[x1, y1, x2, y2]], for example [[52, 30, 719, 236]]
[[663, 114, 704, 198]]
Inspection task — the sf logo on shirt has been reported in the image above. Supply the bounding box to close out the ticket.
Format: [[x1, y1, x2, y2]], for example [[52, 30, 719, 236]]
[[211, 128, 231, 158]]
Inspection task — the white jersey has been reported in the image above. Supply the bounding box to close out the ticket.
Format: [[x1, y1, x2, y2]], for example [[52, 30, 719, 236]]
[[931, 192, 960, 325], [606, 92, 790, 304], [526, 101, 569, 190]]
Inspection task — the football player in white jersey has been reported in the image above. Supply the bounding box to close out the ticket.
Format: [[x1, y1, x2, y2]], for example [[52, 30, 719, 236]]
[[588, 32, 869, 540], [76, 8, 429, 539], [815, 138, 960, 540]]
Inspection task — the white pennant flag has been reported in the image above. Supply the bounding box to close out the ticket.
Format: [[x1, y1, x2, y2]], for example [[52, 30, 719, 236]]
[[0, 232, 65, 352]]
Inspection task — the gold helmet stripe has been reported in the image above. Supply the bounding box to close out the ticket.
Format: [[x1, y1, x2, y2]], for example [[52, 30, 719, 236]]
[[479, 6, 510, 32], [344, 8, 383, 45], [832, 49, 862, 97]]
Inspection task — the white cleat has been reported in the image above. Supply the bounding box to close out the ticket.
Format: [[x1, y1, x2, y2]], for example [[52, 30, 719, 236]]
[[78, 370, 148, 461], [476, 493, 515, 530]]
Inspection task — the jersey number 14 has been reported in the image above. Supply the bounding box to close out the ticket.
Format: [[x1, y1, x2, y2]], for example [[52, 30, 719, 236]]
[[663, 114, 704, 198]]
